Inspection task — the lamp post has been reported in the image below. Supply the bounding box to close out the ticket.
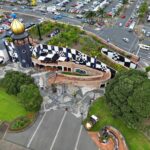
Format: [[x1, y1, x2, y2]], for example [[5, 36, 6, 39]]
[[37, 23, 43, 41]]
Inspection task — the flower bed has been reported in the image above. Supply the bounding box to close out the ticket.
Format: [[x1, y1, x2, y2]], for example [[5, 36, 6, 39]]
[[9, 113, 36, 132]]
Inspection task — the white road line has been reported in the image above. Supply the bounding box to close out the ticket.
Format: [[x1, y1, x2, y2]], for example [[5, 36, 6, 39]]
[[49, 111, 67, 150], [2, 124, 8, 140], [136, 46, 141, 56], [27, 112, 47, 148], [129, 38, 138, 52], [74, 125, 83, 150]]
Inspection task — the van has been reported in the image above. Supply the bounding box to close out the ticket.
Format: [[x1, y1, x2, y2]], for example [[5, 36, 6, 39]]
[[76, 14, 83, 19], [139, 44, 150, 50]]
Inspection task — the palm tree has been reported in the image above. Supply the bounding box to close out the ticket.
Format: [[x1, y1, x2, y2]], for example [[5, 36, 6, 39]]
[[96, 8, 105, 23], [85, 11, 96, 24]]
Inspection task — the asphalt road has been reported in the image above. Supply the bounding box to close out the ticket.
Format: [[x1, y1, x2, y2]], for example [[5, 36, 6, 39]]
[[4, 109, 98, 150], [116, 0, 141, 27], [85, 26, 139, 52]]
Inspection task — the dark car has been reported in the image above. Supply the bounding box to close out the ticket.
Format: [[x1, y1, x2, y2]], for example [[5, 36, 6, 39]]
[[47, 28, 60, 37], [42, 0, 52, 3], [10, 3, 15, 6]]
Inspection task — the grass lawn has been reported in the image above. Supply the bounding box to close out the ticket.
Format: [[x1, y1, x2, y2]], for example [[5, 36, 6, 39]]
[[0, 88, 28, 122], [84, 97, 150, 150]]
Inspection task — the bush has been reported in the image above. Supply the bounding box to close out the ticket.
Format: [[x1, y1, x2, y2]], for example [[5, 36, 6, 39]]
[[0, 71, 34, 95], [18, 84, 43, 112], [10, 116, 31, 131], [146, 66, 150, 72]]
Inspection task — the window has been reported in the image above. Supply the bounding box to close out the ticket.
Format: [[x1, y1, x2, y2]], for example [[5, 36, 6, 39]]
[[22, 49, 26, 54]]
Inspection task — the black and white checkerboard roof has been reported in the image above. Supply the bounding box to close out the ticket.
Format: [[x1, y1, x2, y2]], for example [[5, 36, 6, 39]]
[[4, 41, 116, 77], [33, 44, 111, 72], [101, 48, 137, 69]]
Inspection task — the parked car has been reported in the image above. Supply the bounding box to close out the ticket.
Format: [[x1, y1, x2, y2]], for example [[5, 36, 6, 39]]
[[12, 7, 18, 11], [125, 19, 133, 27], [122, 37, 129, 43], [52, 15, 63, 20], [76, 14, 83, 19], [119, 22, 123, 27], [121, 15, 126, 19], [146, 32, 150, 37]]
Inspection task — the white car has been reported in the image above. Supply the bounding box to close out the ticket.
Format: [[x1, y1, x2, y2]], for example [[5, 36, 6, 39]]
[[122, 37, 129, 43], [119, 22, 123, 27], [12, 7, 18, 11]]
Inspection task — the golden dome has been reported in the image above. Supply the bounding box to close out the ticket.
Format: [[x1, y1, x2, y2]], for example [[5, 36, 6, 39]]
[[10, 19, 25, 35]]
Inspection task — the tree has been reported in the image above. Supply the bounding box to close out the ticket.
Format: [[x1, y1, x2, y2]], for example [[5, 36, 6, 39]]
[[122, 0, 128, 4], [31, 0, 37, 6], [85, 11, 96, 24], [146, 66, 150, 72], [105, 70, 150, 127], [128, 81, 150, 118], [1, 71, 34, 95], [138, 1, 148, 19], [18, 84, 43, 112], [96, 8, 105, 23]]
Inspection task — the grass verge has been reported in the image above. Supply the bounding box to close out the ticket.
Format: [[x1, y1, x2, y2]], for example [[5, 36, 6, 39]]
[[83, 97, 150, 150], [0, 88, 28, 122]]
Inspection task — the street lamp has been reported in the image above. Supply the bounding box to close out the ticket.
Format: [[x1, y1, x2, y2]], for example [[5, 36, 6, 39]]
[[37, 23, 43, 41]]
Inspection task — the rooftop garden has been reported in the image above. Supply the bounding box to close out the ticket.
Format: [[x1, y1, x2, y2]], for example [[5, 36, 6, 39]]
[[29, 21, 127, 72]]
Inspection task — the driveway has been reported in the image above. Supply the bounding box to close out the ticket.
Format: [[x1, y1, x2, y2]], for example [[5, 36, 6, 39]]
[[4, 109, 98, 150]]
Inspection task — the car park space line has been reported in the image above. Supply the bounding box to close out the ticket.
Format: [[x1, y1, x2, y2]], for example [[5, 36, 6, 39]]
[[49, 110, 67, 150], [136, 46, 141, 56], [2, 124, 9, 140], [74, 125, 83, 150], [129, 38, 138, 52], [27, 112, 47, 148]]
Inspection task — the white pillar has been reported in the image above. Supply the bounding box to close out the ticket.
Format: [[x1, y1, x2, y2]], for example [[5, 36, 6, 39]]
[[62, 66, 64, 71]]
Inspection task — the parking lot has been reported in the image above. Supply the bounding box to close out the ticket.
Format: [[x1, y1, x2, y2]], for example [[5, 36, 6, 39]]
[[4, 109, 98, 150]]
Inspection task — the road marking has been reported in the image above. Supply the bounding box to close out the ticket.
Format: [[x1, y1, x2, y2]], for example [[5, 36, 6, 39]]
[[136, 46, 141, 56], [49, 111, 67, 150], [129, 38, 138, 52], [74, 125, 83, 150], [2, 124, 9, 140], [27, 112, 47, 148]]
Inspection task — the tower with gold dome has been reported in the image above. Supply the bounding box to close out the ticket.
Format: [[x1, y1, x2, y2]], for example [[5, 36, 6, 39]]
[[10, 18, 33, 68]]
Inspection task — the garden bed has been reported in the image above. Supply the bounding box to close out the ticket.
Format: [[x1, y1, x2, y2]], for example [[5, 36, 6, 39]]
[[9, 113, 37, 132], [61, 72, 89, 76]]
